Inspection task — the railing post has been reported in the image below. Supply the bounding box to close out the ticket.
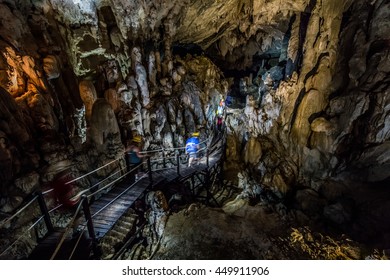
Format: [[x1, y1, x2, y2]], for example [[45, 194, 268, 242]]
[[205, 168, 211, 205], [191, 176, 196, 196], [36, 191, 54, 232], [206, 147, 210, 169], [147, 157, 153, 186], [162, 149, 166, 168], [81, 195, 95, 241], [81, 195, 100, 257], [219, 139, 226, 188], [176, 152, 180, 176]]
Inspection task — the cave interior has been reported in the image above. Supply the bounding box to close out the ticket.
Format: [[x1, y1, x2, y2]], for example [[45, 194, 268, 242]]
[[0, 0, 389, 260]]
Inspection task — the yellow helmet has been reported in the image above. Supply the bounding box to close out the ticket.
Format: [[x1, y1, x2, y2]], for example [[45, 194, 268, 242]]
[[132, 135, 142, 143], [192, 132, 200, 137]]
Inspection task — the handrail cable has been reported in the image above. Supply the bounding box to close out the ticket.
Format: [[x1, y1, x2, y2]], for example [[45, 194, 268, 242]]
[[42, 157, 122, 195], [85, 164, 127, 192], [55, 163, 131, 206], [64, 157, 121, 185], [86, 164, 141, 199], [0, 195, 39, 228], [0, 213, 45, 257]]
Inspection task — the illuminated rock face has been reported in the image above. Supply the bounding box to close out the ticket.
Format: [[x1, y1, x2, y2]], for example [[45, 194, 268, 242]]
[[0, 0, 389, 258]]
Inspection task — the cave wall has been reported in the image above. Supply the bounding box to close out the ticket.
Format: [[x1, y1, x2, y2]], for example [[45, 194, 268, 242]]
[[220, 0, 390, 243], [220, 0, 389, 192], [0, 0, 228, 218], [0, 0, 389, 256]]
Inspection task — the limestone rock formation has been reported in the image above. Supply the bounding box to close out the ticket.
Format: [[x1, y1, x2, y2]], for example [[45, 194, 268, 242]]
[[0, 0, 389, 260]]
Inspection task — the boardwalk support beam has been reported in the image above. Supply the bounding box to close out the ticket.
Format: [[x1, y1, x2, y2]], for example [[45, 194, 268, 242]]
[[162, 149, 166, 168], [176, 152, 180, 176], [206, 148, 209, 168], [81, 195, 99, 257], [147, 157, 153, 187], [36, 191, 54, 233]]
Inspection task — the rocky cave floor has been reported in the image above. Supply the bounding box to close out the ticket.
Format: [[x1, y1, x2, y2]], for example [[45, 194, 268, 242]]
[[116, 180, 390, 260]]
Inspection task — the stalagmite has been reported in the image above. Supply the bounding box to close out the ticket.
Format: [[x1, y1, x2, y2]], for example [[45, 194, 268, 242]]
[[89, 98, 121, 154], [79, 80, 97, 123], [131, 48, 151, 108], [148, 51, 157, 87], [104, 88, 119, 113]]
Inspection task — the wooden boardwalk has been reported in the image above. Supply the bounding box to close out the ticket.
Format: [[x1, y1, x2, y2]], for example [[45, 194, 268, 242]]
[[28, 138, 224, 259], [88, 177, 156, 239]]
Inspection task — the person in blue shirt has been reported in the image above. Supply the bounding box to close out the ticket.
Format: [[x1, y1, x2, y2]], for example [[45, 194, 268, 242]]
[[185, 132, 200, 167]]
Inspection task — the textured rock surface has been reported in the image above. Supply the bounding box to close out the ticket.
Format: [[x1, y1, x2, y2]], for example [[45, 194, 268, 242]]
[[151, 204, 363, 260], [0, 0, 389, 259]]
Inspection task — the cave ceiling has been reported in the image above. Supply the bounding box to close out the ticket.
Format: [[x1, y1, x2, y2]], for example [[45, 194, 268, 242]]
[[3, 0, 319, 77]]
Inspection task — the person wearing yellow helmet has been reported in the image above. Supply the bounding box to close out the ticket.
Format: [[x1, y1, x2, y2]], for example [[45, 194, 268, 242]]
[[125, 135, 146, 180], [185, 132, 200, 167], [132, 135, 142, 143]]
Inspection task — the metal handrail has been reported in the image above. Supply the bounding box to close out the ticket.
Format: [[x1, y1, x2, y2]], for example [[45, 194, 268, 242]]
[[1, 128, 226, 259], [87, 169, 129, 199], [41, 157, 122, 195], [78, 164, 129, 198], [1, 134, 222, 228], [65, 157, 121, 185], [64, 131, 226, 259]]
